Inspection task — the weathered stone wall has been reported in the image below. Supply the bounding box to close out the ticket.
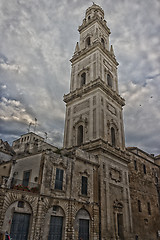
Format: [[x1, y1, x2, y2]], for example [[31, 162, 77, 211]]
[[128, 150, 160, 240]]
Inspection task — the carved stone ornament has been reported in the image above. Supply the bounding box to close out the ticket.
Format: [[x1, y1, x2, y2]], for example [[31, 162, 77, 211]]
[[110, 168, 122, 182], [113, 199, 123, 209]]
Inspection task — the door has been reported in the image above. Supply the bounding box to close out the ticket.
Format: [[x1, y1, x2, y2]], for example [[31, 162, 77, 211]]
[[79, 219, 89, 240], [10, 212, 30, 240], [48, 216, 63, 240]]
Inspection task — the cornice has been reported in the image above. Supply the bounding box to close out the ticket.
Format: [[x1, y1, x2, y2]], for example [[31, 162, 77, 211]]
[[63, 77, 125, 107], [82, 139, 131, 164], [65, 139, 131, 165], [71, 41, 118, 66]]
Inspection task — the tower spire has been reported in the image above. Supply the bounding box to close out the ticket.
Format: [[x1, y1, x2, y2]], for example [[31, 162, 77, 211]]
[[74, 42, 80, 54]]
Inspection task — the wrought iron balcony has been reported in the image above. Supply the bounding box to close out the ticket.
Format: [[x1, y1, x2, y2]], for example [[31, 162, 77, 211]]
[[11, 178, 40, 193]]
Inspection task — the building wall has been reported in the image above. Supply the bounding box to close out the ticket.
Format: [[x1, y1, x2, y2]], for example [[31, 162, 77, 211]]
[[128, 149, 160, 240]]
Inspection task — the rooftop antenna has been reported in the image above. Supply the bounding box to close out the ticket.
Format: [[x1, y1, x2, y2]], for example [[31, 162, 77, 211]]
[[27, 122, 32, 133], [34, 118, 37, 133]]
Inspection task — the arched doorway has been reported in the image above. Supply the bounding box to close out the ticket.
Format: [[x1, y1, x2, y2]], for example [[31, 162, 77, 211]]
[[2, 200, 32, 240], [75, 208, 90, 240], [43, 205, 65, 240]]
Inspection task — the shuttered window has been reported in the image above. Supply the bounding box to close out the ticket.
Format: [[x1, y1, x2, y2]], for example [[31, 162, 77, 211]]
[[55, 168, 64, 190]]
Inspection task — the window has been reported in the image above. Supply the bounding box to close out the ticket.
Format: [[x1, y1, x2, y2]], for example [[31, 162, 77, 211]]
[[77, 125, 83, 145], [107, 74, 112, 87], [53, 206, 58, 212], [134, 160, 137, 171], [111, 127, 116, 147], [117, 214, 124, 239], [81, 72, 86, 86], [101, 38, 105, 48], [18, 201, 24, 208], [88, 16, 90, 20], [138, 200, 142, 212], [22, 171, 31, 187], [55, 168, 64, 190], [147, 202, 151, 215], [81, 176, 88, 195], [86, 37, 91, 46], [143, 164, 146, 174]]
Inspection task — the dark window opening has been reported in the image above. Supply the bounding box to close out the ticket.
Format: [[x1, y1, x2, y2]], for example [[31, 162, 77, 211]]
[[143, 164, 146, 174], [79, 219, 89, 240], [22, 171, 30, 187], [18, 201, 24, 208], [147, 202, 151, 215], [111, 127, 116, 147], [81, 176, 88, 195], [135, 235, 139, 240], [101, 38, 105, 48], [77, 125, 83, 145], [107, 74, 112, 87], [86, 37, 91, 46], [53, 206, 59, 212], [117, 214, 124, 239], [55, 168, 64, 190], [81, 72, 86, 86], [88, 16, 90, 20], [138, 200, 142, 212], [134, 160, 137, 171]]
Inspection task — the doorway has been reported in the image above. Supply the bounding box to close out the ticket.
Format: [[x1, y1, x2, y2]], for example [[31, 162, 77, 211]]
[[10, 212, 30, 240]]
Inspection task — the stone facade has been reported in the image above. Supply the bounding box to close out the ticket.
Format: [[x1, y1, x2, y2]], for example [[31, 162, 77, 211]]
[[127, 147, 160, 240], [0, 3, 160, 240]]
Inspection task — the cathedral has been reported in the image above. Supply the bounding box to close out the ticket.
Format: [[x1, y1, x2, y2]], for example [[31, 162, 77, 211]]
[[0, 4, 160, 240]]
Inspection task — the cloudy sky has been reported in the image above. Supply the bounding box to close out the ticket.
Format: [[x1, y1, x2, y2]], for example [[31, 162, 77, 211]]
[[0, 0, 160, 155]]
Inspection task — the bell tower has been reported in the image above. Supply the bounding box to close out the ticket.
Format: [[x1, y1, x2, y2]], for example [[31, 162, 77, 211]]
[[63, 3, 125, 150]]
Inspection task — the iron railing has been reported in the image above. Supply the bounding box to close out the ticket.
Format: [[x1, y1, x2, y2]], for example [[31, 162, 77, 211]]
[[11, 178, 40, 193]]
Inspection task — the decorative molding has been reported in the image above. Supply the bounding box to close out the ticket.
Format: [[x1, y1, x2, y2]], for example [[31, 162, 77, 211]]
[[110, 168, 122, 183]]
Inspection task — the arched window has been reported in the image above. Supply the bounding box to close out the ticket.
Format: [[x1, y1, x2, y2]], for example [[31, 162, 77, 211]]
[[81, 72, 86, 86], [111, 127, 116, 147], [77, 125, 83, 145], [107, 74, 112, 87], [86, 37, 91, 47], [101, 38, 105, 48]]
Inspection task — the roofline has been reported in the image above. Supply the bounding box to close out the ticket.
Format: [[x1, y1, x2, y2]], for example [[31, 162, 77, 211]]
[[127, 147, 155, 159]]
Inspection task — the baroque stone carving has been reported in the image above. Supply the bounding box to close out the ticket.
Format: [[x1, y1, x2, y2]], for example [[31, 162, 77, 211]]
[[110, 168, 122, 182]]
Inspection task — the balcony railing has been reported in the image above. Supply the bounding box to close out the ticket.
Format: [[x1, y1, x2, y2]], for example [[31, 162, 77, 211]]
[[11, 178, 40, 193]]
